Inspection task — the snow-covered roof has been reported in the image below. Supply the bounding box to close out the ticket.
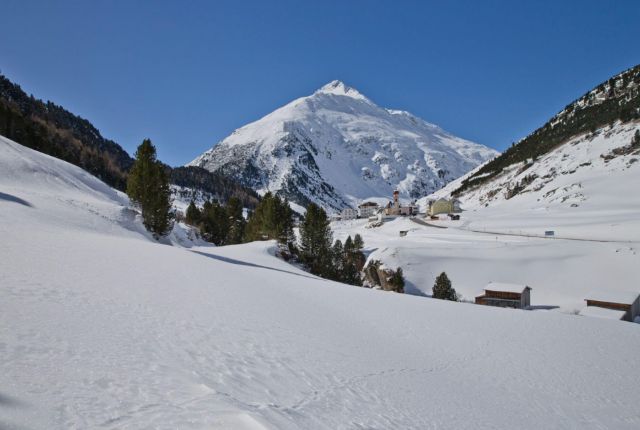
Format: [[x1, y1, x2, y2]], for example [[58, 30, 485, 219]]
[[579, 306, 627, 320], [484, 282, 530, 293], [585, 290, 640, 305]]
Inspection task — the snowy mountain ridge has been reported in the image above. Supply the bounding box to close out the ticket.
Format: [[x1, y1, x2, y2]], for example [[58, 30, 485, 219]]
[[189, 81, 498, 210]]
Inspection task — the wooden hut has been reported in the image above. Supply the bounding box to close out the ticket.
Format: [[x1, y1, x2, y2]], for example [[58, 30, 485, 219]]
[[475, 282, 531, 309], [581, 291, 640, 322]]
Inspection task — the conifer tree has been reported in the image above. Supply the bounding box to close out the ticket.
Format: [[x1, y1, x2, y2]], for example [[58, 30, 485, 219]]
[[185, 200, 201, 225], [330, 239, 344, 281], [127, 139, 173, 237], [225, 197, 245, 244], [432, 272, 458, 301], [200, 200, 228, 245], [299, 203, 333, 276], [353, 234, 364, 252]]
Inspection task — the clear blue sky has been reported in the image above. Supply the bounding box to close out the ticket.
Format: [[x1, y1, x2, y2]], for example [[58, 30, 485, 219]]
[[1, 0, 638, 166]]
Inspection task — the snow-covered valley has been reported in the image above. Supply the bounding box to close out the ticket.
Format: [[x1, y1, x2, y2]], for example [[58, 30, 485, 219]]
[[333, 216, 640, 313], [2, 133, 640, 429], [333, 121, 640, 313]]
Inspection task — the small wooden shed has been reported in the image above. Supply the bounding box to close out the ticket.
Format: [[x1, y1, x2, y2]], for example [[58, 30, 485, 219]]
[[582, 291, 640, 322], [475, 282, 531, 309]]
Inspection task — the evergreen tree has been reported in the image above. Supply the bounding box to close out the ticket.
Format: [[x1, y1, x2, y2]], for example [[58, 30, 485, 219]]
[[127, 139, 173, 237], [276, 197, 296, 245], [330, 239, 344, 281], [243, 193, 295, 245], [225, 197, 245, 244], [185, 200, 201, 225], [299, 203, 333, 276], [200, 200, 228, 245], [341, 234, 365, 284], [432, 272, 458, 301], [353, 234, 364, 252]]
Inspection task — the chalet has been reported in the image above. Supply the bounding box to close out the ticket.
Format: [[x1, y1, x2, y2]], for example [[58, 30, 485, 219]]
[[427, 198, 461, 217], [358, 201, 379, 218], [340, 207, 358, 220], [475, 282, 531, 309], [580, 290, 640, 322]]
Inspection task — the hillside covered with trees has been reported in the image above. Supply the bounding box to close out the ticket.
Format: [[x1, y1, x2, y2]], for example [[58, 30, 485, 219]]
[[0, 74, 260, 206], [453, 64, 640, 196], [0, 73, 133, 190]]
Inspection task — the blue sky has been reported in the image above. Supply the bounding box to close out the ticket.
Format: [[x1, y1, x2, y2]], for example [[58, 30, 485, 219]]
[[1, 0, 638, 165]]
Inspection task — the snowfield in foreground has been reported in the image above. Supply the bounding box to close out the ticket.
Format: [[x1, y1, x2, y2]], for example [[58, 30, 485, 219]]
[[2, 135, 640, 429]]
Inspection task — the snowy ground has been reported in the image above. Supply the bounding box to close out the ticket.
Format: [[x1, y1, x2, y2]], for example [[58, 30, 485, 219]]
[[2, 136, 640, 429], [333, 216, 640, 313], [335, 122, 640, 312], [421, 121, 640, 242]]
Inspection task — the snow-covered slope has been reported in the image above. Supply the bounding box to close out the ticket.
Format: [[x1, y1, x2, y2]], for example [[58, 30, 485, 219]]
[[420, 121, 640, 241], [189, 81, 497, 210], [3, 135, 640, 429]]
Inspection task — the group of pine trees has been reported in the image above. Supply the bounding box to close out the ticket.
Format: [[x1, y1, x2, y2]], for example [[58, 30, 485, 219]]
[[184, 191, 295, 247], [244, 192, 295, 245], [298, 203, 365, 284], [184, 197, 246, 245]]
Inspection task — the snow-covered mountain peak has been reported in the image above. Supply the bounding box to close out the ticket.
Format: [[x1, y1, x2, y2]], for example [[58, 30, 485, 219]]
[[190, 83, 498, 210], [314, 80, 369, 101]]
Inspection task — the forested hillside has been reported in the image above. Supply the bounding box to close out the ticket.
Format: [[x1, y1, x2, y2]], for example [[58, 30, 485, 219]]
[[0, 74, 260, 205], [453, 64, 640, 195], [0, 73, 133, 190], [170, 166, 260, 209]]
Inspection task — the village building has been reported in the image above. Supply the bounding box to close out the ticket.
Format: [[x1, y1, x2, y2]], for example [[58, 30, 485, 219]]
[[358, 201, 379, 218], [475, 282, 531, 309], [340, 207, 358, 220], [579, 290, 640, 322], [427, 198, 462, 216], [384, 190, 417, 216]]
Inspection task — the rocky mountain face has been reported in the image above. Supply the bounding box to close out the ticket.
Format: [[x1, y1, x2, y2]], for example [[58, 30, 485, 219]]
[[190, 81, 497, 211]]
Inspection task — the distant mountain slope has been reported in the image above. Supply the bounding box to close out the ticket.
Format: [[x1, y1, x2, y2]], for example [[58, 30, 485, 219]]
[[190, 80, 498, 210], [0, 73, 134, 190], [421, 121, 640, 240], [452, 64, 640, 197], [0, 73, 259, 206]]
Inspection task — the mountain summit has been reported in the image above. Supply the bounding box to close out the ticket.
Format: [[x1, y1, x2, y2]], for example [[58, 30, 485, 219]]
[[189, 81, 498, 210], [314, 80, 369, 101]]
